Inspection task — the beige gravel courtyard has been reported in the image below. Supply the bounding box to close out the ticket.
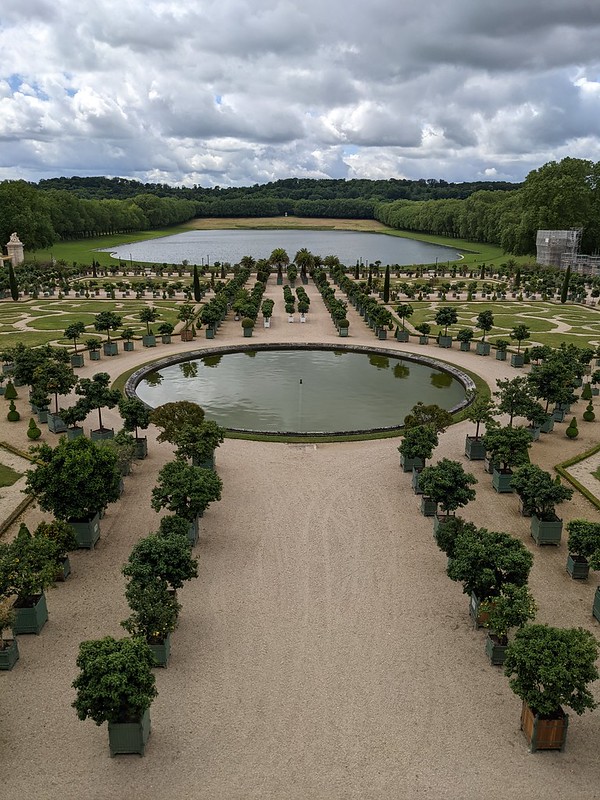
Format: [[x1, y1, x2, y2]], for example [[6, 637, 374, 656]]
[[0, 278, 599, 800]]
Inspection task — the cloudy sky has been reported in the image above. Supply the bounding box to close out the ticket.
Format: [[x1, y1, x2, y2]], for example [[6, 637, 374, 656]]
[[1, 0, 600, 187]]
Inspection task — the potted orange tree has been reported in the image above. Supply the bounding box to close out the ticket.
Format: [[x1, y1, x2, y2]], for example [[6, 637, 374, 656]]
[[510, 465, 573, 545], [504, 625, 599, 751], [72, 636, 157, 756], [417, 458, 477, 529], [0, 603, 18, 670], [151, 460, 223, 546], [25, 437, 121, 549], [0, 524, 58, 635], [481, 583, 536, 666], [565, 519, 600, 581], [447, 525, 533, 629], [121, 577, 180, 668], [482, 425, 531, 493]]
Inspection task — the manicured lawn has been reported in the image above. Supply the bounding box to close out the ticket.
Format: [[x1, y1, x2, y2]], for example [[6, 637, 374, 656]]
[[0, 463, 23, 487], [0, 298, 182, 350], [405, 301, 600, 349]]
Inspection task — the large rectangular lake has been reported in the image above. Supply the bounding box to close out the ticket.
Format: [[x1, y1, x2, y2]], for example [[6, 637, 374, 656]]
[[101, 229, 461, 267]]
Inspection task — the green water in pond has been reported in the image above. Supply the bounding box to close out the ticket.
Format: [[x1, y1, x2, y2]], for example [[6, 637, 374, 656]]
[[135, 349, 465, 433]]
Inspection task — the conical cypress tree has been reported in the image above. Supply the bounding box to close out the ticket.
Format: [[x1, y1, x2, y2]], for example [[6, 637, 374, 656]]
[[383, 265, 390, 303], [193, 265, 201, 302], [560, 265, 571, 304], [8, 261, 19, 302]]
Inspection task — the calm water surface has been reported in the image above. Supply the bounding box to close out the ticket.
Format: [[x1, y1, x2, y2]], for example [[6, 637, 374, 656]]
[[102, 229, 460, 267], [135, 349, 465, 433]]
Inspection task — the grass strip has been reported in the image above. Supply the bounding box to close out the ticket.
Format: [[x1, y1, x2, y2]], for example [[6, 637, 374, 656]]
[[555, 442, 600, 512]]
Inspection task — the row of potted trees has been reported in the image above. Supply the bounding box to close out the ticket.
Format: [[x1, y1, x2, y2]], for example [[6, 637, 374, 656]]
[[71, 402, 225, 756], [311, 268, 349, 335], [422, 471, 598, 752], [396, 397, 599, 750]]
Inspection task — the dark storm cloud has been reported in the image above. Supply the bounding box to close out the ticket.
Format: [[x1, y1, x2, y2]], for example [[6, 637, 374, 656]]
[[0, 0, 599, 185]]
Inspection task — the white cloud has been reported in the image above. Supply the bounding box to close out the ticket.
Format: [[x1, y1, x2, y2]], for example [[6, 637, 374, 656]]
[[0, 0, 599, 186]]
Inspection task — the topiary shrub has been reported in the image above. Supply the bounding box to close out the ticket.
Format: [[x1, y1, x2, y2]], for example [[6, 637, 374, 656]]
[[7, 400, 20, 421], [581, 382, 593, 402], [4, 380, 17, 400], [27, 417, 41, 439], [565, 417, 579, 438], [583, 402, 595, 422]]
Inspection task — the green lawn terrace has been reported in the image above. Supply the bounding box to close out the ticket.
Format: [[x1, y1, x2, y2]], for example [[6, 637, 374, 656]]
[[0, 299, 182, 350], [400, 300, 600, 350]]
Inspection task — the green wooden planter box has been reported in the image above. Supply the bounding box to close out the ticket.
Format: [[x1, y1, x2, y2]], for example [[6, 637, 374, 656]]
[[55, 555, 71, 582], [412, 467, 424, 495], [47, 412, 68, 433], [13, 593, 48, 635], [531, 515, 562, 545], [540, 416, 554, 433], [135, 437, 148, 459], [593, 587, 600, 622], [188, 518, 200, 547], [395, 330, 409, 342], [103, 342, 118, 356], [70, 353, 85, 368], [149, 632, 171, 668], [37, 407, 49, 424], [566, 554, 589, 580], [123, 341, 135, 351], [495, 350, 507, 361], [161, 335, 172, 344], [377, 329, 388, 340], [205, 328, 215, 339], [142, 335, 156, 347], [492, 469, 513, 493], [0, 638, 19, 670], [192, 452, 215, 470], [527, 426, 541, 441], [243, 327, 253, 337], [89, 350, 101, 361], [552, 407, 565, 422], [90, 428, 114, 441], [400, 454, 424, 473], [469, 592, 490, 630], [438, 335, 452, 348], [476, 341, 491, 355], [433, 514, 452, 538], [66, 426, 85, 440], [418, 335, 429, 344], [485, 634, 508, 666], [338, 327, 348, 337], [464, 436, 486, 460], [511, 353, 524, 368], [420, 496, 437, 517], [69, 512, 101, 549], [108, 708, 151, 757], [459, 341, 471, 351]]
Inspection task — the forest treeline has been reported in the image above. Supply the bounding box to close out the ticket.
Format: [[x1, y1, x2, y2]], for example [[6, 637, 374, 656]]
[[1, 158, 599, 255], [376, 157, 600, 255]]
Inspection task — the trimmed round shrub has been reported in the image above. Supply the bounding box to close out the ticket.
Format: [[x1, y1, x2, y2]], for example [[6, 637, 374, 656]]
[[565, 417, 579, 439], [7, 400, 20, 421], [583, 402, 595, 422], [27, 418, 42, 439]]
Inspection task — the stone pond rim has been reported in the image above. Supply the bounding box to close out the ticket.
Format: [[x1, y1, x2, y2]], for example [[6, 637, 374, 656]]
[[125, 343, 476, 439]]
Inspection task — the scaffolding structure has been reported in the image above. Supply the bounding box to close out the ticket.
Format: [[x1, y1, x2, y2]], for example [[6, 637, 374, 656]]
[[536, 229, 600, 276], [536, 229, 581, 267]]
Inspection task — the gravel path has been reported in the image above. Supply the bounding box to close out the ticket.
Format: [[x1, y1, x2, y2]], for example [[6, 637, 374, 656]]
[[1, 280, 599, 800]]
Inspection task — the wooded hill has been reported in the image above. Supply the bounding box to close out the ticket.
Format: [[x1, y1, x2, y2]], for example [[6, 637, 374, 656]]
[[2, 158, 599, 256]]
